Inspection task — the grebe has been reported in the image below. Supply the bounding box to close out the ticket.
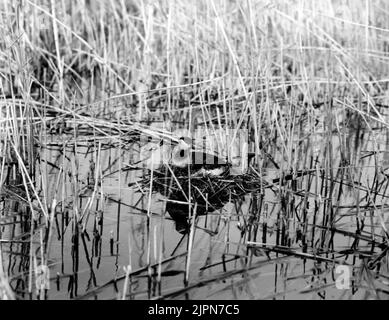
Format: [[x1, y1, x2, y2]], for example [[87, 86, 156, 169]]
[[139, 140, 172, 170], [170, 137, 230, 177], [140, 136, 230, 176], [138, 136, 252, 234]]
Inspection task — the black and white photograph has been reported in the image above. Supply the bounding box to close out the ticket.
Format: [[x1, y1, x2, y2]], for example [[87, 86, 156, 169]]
[[0, 0, 388, 308]]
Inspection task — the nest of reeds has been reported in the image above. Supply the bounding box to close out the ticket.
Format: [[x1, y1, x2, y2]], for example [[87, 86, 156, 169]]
[[138, 168, 265, 220]]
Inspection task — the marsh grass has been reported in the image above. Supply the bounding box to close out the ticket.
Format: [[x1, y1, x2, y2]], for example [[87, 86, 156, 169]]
[[1, 0, 389, 299]]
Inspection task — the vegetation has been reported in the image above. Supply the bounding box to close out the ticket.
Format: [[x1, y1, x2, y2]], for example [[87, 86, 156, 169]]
[[0, 0, 389, 299]]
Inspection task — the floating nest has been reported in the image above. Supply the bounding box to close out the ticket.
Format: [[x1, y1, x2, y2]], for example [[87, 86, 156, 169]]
[[136, 168, 267, 232]]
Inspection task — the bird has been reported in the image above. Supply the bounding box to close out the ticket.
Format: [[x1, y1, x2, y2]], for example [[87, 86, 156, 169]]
[[170, 136, 230, 177], [140, 136, 230, 177], [138, 140, 172, 171], [138, 136, 255, 234]]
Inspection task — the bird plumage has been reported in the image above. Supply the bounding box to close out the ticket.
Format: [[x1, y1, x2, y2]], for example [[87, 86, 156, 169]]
[[141, 137, 229, 177]]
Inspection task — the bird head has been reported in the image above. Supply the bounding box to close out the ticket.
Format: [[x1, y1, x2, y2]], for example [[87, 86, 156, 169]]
[[139, 141, 171, 170], [171, 136, 193, 167]]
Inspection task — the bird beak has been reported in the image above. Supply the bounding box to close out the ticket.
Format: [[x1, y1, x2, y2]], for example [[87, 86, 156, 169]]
[[179, 137, 192, 149]]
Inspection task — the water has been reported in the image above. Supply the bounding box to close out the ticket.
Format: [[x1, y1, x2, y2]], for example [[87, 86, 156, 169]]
[[1, 114, 389, 300]]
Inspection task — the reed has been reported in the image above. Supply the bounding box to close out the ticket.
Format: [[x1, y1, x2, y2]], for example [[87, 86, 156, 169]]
[[0, 0, 389, 300]]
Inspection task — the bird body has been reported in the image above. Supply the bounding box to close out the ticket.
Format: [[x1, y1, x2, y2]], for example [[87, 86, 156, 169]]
[[170, 137, 229, 176], [141, 137, 229, 177]]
